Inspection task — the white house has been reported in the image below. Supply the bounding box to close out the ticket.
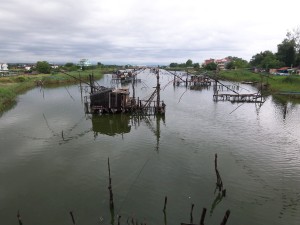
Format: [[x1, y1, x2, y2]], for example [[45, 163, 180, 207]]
[[0, 63, 8, 71]]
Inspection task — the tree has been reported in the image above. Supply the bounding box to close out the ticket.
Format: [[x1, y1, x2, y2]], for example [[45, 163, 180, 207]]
[[169, 63, 178, 68], [204, 62, 217, 70], [225, 61, 235, 70], [287, 26, 300, 66], [36, 61, 51, 74], [65, 62, 74, 67], [287, 26, 300, 52], [277, 39, 296, 67], [193, 63, 200, 69], [250, 51, 283, 69], [186, 59, 193, 67], [226, 56, 249, 69]]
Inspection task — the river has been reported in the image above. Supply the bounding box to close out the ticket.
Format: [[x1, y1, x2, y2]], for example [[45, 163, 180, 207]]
[[0, 69, 299, 225]]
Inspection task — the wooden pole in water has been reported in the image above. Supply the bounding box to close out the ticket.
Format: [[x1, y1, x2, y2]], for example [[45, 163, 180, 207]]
[[220, 210, 230, 225], [108, 157, 114, 209], [214, 153, 225, 196], [69, 211, 76, 225], [190, 203, 194, 224], [173, 75, 176, 86], [163, 196, 167, 212], [156, 70, 160, 112], [89, 74, 94, 94], [118, 215, 121, 225], [199, 207, 207, 225], [17, 210, 23, 225]]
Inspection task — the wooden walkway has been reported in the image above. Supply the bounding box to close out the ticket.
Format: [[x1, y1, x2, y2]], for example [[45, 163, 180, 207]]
[[213, 93, 265, 103]]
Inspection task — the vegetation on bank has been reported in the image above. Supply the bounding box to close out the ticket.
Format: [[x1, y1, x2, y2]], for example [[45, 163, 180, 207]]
[[0, 67, 113, 113], [218, 69, 300, 94]]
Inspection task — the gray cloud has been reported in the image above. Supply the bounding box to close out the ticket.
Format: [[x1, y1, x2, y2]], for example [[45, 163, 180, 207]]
[[1, 0, 299, 64]]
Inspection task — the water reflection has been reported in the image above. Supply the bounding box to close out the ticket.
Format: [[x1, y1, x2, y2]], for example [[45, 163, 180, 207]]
[[272, 95, 300, 120], [92, 114, 131, 137], [91, 114, 165, 150]]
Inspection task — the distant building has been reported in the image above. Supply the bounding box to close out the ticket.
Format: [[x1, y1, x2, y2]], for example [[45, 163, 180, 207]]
[[215, 58, 231, 70], [0, 63, 8, 71], [203, 57, 231, 70], [204, 58, 215, 65]]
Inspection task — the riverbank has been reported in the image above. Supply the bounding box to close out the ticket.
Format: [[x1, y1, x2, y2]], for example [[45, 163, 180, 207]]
[[0, 68, 110, 113], [218, 69, 300, 97]]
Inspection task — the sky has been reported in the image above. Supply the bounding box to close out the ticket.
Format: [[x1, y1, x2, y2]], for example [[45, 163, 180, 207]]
[[0, 0, 299, 65]]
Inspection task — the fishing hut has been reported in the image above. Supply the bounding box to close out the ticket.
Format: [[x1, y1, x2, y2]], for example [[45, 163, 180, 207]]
[[84, 70, 166, 115], [111, 68, 144, 84], [168, 71, 212, 88], [189, 75, 212, 87]]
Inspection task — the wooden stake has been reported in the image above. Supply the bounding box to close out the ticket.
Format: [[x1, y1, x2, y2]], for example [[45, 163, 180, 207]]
[[69, 211, 76, 225], [17, 210, 23, 225], [118, 215, 121, 225], [163, 196, 167, 212], [220, 210, 230, 225], [108, 157, 114, 208], [200, 208, 207, 225], [190, 203, 194, 224]]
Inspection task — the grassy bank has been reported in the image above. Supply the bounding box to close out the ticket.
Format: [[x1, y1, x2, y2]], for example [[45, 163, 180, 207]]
[[218, 70, 300, 95], [0, 68, 111, 113]]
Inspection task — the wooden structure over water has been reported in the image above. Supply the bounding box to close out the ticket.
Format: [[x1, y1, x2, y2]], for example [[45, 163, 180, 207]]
[[213, 93, 264, 103], [84, 69, 165, 115], [211, 77, 265, 103], [111, 68, 144, 84]]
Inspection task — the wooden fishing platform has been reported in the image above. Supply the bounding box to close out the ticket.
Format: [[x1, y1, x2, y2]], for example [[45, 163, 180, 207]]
[[213, 93, 265, 103], [171, 74, 213, 88], [84, 70, 166, 115]]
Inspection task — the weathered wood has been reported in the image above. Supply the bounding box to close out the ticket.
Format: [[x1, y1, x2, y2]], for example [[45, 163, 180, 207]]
[[190, 203, 194, 224], [200, 207, 207, 225], [118, 215, 121, 225], [163, 196, 167, 212], [220, 210, 230, 225], [108, 157, 114, 208], [17, 210, 23, 225], [69, 211, 76, 225]]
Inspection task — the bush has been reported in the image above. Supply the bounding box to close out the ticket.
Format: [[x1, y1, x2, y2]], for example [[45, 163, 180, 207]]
[[15, 76, 26, 82]]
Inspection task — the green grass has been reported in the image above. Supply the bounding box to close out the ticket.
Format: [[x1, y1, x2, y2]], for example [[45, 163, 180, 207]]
[[219, 69, 300, 94], [0, 68, 110, 113], [218, 70, 261, 83]]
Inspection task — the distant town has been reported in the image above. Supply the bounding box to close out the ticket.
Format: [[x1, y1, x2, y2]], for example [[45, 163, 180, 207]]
[[1, 56, 300, 77]]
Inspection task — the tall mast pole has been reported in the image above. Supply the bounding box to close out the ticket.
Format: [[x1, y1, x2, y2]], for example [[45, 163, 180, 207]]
[[156, 69, 160, 112]]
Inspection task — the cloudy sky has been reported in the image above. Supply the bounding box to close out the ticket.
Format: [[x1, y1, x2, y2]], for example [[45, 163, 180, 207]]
[[0, 0, 299, 65]]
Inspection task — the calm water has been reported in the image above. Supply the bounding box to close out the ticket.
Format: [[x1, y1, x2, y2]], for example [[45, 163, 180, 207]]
[[0, 69, 299, 225]]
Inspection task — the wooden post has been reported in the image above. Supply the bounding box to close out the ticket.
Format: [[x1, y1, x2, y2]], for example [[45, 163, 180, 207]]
[[200, 207, 207, 225], [89, 74, 94, 94], [118, 215, 121, 225], [190, 203, 194, 224], [163, 196, 167, 212], [17, 210, 23, 225], [214, 153, 225, 195], [156, 70, 160, 112], [69, 211, 76, 225], [163, 196, 167, 225], [220, 210, 230, 225], [108, 157, 114, 208]]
